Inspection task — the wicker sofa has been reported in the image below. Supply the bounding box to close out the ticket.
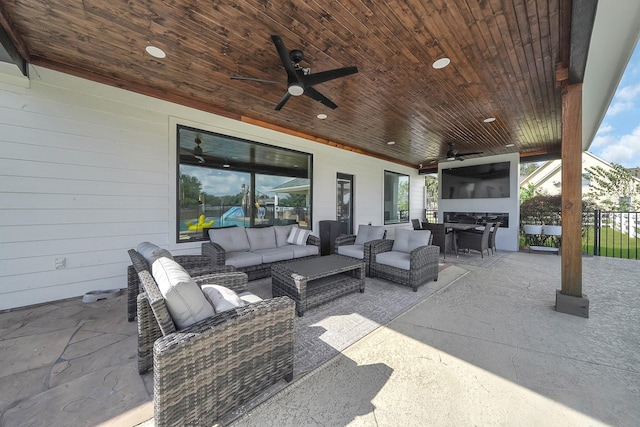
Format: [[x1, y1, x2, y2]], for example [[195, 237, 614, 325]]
[[201, 224, 320, 280], [369, 228, 439, 291], [128, 249, 295, 427], [126, 242, 235, 321]]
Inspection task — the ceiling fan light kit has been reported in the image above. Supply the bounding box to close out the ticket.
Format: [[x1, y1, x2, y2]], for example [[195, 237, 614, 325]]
[[231, 35, 358, 110]]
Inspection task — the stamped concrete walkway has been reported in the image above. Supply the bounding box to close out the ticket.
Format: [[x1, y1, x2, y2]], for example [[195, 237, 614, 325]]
[[1, 251, 639, 426]]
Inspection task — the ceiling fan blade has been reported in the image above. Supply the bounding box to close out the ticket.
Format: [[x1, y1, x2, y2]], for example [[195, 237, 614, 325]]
[[458, 151, 484, 156], [271, 35, 299, 82], [230, 76, 282, 84], [302, 66, 359, 87], [304, 87, 338, 109], [275, 92, 292, 110]]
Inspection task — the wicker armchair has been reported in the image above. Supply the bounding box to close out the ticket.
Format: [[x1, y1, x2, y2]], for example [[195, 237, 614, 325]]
[[489, 221, 501, 254], [127, 251, 234, 321], [426, 223, 457, 259], [369, 229, 439, 291], [457, 222, 494, 258], [128, 249, 295, 427], [334, 225, 387, 276]]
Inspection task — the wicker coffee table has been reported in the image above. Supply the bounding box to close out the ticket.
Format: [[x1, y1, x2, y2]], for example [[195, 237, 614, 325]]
[[271, 254, 365, 316]]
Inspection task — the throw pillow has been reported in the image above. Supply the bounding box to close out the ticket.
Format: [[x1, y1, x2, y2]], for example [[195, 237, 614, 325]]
[[201, 284, 245, 313], [287, 227, 310, 245], [151, 257, 215, 329], [137, 241, 173, 266]]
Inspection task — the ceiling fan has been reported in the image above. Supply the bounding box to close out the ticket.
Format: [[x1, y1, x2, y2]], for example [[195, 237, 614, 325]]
[[230, 35, 358, 110], [443, 142, 483, 161], [193, 135, 205, 164]]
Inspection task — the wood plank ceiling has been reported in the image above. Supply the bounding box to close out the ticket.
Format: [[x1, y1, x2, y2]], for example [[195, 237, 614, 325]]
[[0, 0, 570, 171]]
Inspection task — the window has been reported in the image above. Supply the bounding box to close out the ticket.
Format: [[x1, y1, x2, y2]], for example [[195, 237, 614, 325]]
[[384, 170, 409, 225], [177, 125, 313, 242]]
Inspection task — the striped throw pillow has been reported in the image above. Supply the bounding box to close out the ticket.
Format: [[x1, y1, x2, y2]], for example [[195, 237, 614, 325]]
[[287, 227, 310, 245]]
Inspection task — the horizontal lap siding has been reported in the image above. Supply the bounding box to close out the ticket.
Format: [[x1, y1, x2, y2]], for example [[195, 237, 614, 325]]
[[0, 66, 422, 310], [0, 76, 169, 309]]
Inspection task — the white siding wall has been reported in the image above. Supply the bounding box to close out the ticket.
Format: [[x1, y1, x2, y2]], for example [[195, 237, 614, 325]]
[[0, 66, 422, 310]]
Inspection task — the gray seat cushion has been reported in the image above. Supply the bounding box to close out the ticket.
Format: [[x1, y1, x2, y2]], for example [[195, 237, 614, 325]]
[[337, 244, 365, 259], [253, 247, 295, 263], [290, 244, 319, 258], [375, 251, 411, 270], [224, 251, 263, 268]]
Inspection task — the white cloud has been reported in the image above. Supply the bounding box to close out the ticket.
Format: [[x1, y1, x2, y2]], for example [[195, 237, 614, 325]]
[[617, 83, 640, 101], [595, 125, 640, 167], [596, 123, 614, 134], [606, 83, 640, 116], [607, 101, 633, 115]]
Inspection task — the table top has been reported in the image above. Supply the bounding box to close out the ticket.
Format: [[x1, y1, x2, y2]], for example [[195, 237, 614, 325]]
[[444, 223, 481, 230], [273, 254, 364, 279]]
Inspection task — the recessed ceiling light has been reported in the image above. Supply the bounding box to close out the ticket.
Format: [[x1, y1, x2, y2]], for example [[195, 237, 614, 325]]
[[483, 117, 496, 123], [145, 45, 166, 59], [505, 143, 515, 147], [317, 113, 327, 120], [432, 58, 450, 69], [387, 141, 395, 145], [223, 164, 230, 168]]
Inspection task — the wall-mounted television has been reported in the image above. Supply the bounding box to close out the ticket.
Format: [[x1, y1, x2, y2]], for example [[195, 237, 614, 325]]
[[441, 161, 511, 199]]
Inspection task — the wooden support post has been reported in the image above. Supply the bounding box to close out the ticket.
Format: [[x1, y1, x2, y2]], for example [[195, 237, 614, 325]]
[[557, 83, 589, 318]]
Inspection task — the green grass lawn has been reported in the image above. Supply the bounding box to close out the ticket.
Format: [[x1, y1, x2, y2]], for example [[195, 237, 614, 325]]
[[582, 226, 639, 259], [520, 226, 639, 260]]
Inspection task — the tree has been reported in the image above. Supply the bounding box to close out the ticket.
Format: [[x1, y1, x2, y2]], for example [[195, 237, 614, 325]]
[[519, 182, 536, 203], [424, 176, 438, 210], [585, 163, 640, 211], [520, 162, 539, 177], [180, 174, 203, 208], [279, 193, 307, 207], [520, 194, 596, 226]]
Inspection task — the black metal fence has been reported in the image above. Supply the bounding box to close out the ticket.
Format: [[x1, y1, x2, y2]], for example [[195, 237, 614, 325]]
[[583, 211, 639, 259], [521, 210, 639, 260]]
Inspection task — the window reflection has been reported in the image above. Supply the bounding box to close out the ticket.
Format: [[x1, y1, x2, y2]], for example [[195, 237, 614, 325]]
[[177, 125, 313, 242], [384, 170, 409, 224]]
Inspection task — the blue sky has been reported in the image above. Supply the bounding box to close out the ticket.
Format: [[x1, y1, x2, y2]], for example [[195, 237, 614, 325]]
[[589, 43, 640, 168]]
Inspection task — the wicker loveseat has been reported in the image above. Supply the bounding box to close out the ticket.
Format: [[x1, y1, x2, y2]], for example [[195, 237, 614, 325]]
[[128, 249, 295, 427], [126, 242, 235, 321], [201, 224, 320, 280], [369, 228, 439, 291]]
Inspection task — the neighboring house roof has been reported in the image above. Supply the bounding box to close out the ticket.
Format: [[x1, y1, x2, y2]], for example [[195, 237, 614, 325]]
[[270, 178, 310, 194], [520, 152, 640, 202]]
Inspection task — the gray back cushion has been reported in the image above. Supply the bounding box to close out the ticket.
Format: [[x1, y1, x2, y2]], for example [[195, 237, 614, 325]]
[[245, 227, 277, 251], [209, 227, 250, 252], [137, 242, 173, 266], [392, 229, 431, 253], [354, 225, 386, 245], [274, 224, 296, 247]]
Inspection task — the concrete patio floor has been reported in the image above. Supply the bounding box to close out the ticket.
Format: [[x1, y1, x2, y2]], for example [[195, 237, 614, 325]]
[[1, 251, 638, 426]]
